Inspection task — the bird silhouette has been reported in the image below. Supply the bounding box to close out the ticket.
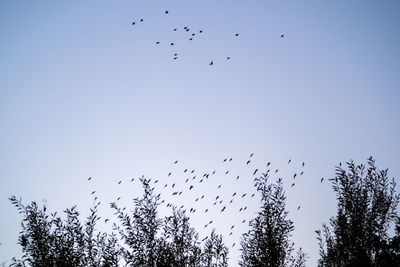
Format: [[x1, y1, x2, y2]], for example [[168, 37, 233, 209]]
[[168, 172, 172, 177], [140, 19, 143, 22], [165, 10, 169, 14], [170, 43, 174, 46], [91, 191, 96, 195], [88, 177, 92, 181], [223, 159, 227, 162], [118, 180, 122, 184], [321, 178, 324, 183], [247, 160, 251, 165], [253, 169, 258, 175], [174, 160, 178, 164], [235, 33, 239, 36], [155, 41, 160, 44], [236, 176, 240, 180], [297, 206, 301, 210], [288, 159, 292, 164], [250, 153, 254, 157], [302, 162, 305, 167], [210, 61, 213, 65], [227, 57, 230, 60], [291, 183, 295, 187], [280, 34, 285, 38], [184, 169, 187, 172]]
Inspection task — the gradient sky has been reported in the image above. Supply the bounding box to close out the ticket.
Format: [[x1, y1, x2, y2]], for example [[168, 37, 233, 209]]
[[1, 1, 400, 266]]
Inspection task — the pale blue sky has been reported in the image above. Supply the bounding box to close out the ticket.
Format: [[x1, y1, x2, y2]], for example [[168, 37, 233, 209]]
[[1, 1, 400, 265]]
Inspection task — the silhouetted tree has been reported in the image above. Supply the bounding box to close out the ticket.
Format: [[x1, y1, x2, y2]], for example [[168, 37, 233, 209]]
[[9, 197, 120, 267], [110, 176, 229, 267], [239, 172, 306, 267], [316, 157, 400, 266]]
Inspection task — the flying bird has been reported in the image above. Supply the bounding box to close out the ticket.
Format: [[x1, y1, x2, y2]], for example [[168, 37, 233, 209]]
[[174, 160, 178, 164], [209, 61, 213, 65], [288, 159, 292, 164], [247, 160, 251, 165], [88, 177, 92, 181], [280, 34, 285, 38], [321, 178, 324, 183], [235, 33, 239, 36], [165, 10, 169, 14], [253, 169, 258, 175]]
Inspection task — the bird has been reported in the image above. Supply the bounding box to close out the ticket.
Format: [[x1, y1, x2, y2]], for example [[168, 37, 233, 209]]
[[253, 169, 258, 175], [205, 209, 208, 213], [231, 225, 235, 229], [91, 191, 96, 195], [174, 160, 178, 164], [225, 171, 229, 175], [302, 162, 305, 167], [227, 57, 230, 60], [247, 160, 251, 165], [173, 57, 177, 60], [221, 206, 226, 212], [105, 219, 109, 223], [288, 159, 292, 164], [236, 176, 240, 180], [170, 43, 174, 46], [117, 197, 121, 201], [184, 169, 187, 173], [291, 183, 295, 187], [164, 184, 168, 188], [280, 34, 285, 38], [223, 158, 227, 162], [131, 178, 135, 182], [232, 192, 236, 197], [140, 19, 143, 22], [321, 178, 324, 183], [118, 180, 122, 184], [232, 243, 236, 247], [210, 61, 213, 65], [275, 169, 279, 173], [250, 153, 254, 157], [189, 185, 194, 190], [191, 170, 195, 173], [172, 183, 175, 188], [192, 33, 195, 36], [218, 185, 221, 189], [154, 180, 158, 183], [212, 170, 216, 174], [235, 33, 239, 36], [251, 193, 255, 197], [300, 171, 304, 176], [242, 194, 247, 198], [293, 173, 297, 179], [88, 177, 92, 181], [199, 30, 203, 33], [189, 38, 192, 41], [165, 10, 169, 14], [185, 179, 189, 183], [242, 220, 246, 223], [229, 158, 232, 162], [297, 206, 301, 210]]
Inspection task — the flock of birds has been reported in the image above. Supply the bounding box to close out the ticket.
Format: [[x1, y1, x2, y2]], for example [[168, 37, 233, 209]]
[[130, 10, 285, 65], [86, 153, 325, 250]]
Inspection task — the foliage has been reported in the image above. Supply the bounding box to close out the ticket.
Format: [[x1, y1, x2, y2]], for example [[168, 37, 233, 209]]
[[316, 157, 400, 266], [239, 172, 306, 267], [10, 176, 229, 267]]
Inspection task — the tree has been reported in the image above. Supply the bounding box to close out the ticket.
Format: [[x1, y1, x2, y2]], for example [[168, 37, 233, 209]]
[[239, 172, 306, 267], [316, 157, 400, 266], [9, 196, 120, 267]]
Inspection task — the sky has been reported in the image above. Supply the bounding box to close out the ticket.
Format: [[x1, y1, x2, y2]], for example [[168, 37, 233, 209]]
[[1, 0, 400, 265]]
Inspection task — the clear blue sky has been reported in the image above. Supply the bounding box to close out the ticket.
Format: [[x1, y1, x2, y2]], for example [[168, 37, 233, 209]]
[[1, 0, 399, 265]]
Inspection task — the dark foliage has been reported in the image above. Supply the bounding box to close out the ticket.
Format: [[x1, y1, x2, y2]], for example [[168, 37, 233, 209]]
[[239, 172, 306, 267], [10, 176, 228, 267], [316, 157, 400, 266]]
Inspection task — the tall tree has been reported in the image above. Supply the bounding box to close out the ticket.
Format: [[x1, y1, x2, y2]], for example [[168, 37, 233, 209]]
[[239, 173, 306, 267], [316, 157, 400, 266]]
